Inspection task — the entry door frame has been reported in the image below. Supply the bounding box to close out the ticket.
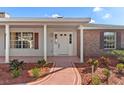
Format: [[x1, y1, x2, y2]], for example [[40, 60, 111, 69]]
[[53, 32, 73, 56]]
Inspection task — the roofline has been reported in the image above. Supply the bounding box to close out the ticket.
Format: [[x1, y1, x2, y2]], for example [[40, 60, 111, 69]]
[[0, 17, 91, 23], [79, 23, 124, 29]]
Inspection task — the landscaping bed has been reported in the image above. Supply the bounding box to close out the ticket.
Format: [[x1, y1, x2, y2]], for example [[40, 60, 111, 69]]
[[0, 63, 53, 85], [75, 57, 124, 85]]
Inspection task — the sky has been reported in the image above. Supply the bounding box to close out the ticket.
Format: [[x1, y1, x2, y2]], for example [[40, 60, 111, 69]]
[[0, 7, 124, 25]]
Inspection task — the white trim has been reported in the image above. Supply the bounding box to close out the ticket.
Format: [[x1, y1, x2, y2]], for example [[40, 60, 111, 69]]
[[80, 28, 84, 63], [79, 24, 124, 30], [0, 18, 91, 23], [44, 24, 47, 61], [5, 24, 10, 63]]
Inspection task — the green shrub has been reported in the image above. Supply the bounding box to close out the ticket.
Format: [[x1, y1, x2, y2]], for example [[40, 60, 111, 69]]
[[91, 75, 101, 85], [9, 59, 24, 70], [31, 67, 41, 78], [111, 50, 124, 57], [37, 59, 46, 67], [11, 69, 21, 78], [103, 68, 110, 78], [116, 63, 124, 74], [117, 57, 124, 64], [103, 68, 110, 84]]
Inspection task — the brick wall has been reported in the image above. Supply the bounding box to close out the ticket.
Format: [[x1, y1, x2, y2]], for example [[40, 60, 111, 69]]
[[83, 30, 101, 57], [77, 30, 102, 57], [121, 31, 124, 48], [80, 29, 124, 57]]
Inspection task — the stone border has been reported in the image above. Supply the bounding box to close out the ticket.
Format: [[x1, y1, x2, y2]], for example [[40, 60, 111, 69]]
[[72, 62, 82, 85]]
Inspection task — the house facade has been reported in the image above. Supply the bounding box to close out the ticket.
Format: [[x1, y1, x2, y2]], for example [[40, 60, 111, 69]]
[[0, 12, 124, 63]]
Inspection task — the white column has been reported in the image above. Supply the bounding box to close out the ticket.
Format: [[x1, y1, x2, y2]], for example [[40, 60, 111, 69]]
[[80, 28, 84, 63], [5, 24, 10, 63], [43, 24, 47, 61]]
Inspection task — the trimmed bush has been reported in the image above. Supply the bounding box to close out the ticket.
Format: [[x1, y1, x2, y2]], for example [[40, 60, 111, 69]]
[[31, 67, 41, 78], [116, 63, 124, 74], [91, 75, 101, 85], [11, 69, 21, 78]]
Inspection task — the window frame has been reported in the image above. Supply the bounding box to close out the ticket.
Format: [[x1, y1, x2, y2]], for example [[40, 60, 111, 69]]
[[10, 32, 35, 49], [103, 32, 116, 50]]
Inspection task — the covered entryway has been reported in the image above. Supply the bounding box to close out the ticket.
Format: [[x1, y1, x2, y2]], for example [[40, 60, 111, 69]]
[[53, 32, 73, 56], [0, 17, 90, 63]]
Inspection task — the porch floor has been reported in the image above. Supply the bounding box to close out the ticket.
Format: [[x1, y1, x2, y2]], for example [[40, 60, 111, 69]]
[[0, 56, 80, 63]]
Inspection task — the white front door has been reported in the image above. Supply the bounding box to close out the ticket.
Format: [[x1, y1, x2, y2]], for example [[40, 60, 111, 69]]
[[53, 32, 73, 56]]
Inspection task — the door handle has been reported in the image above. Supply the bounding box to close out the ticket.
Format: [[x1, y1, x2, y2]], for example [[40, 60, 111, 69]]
[[58, 43, 60, 48]]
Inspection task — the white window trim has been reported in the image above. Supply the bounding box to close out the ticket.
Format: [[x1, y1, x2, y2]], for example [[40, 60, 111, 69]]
[[104, 32, 116, 50], [10, 32, 35, 49]]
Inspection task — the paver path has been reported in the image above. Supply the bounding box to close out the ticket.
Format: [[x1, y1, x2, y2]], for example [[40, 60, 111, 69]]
[[28, 57, 81, 85]]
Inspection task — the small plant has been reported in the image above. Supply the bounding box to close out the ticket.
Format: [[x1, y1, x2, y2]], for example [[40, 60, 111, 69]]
[[103, 68, 110, 84], [116, 63, 124, 74], [11, 69, 21, 78], [93, 60, 99, 71], [91, 75, 101, 85], [37, 59, 46, 67], [117, 57, 124, 64], [100, 56, 110, 68], [9, 59, 24, 71], [31, 67, 42, 78], [87, 58, 99, 72]]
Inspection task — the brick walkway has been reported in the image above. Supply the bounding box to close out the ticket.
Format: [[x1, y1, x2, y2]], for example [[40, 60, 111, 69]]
[[28, 56, 81, 85]]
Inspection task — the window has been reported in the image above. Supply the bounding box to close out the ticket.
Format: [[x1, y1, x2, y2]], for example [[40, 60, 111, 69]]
[[104, 32, 116, 49], [10, 32, 34, 49]]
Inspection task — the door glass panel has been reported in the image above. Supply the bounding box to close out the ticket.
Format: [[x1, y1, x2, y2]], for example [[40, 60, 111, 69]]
[[60, 34, 63, 36], [69, 34, 72, 44]]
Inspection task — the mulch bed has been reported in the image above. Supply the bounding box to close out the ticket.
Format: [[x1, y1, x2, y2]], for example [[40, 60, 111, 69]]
[[0, 63, 53, 85], [75, 57, 124, 85]]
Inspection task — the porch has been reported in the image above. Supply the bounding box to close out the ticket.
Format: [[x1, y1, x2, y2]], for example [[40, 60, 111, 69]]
[[0, 21, 85, 63], [0, 56, 80, 63]]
